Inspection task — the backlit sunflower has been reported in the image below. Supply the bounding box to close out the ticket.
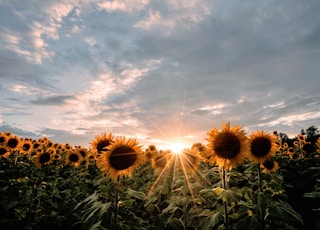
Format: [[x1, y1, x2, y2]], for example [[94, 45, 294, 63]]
[[32, 150, 52, 168], [90, 132, 114, 154], [179, 149, 200, 173], [192, 142, 211, 162], [65, 150, 82, 167], [248, 130, 279, 163], [206, 122, 249, 169], [151, 152, 169, 171], [261, 159, 279, 173], [96, 136, 146, 180]]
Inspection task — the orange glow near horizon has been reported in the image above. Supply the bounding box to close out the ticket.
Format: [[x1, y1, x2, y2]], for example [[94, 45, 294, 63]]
[[164, 141, 189, 154]]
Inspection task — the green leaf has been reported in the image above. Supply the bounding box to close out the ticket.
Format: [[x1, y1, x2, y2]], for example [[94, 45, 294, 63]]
[[127, 188, 147, 200]]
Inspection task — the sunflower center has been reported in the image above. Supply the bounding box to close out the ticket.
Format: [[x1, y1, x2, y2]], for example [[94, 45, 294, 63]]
[[97, 140, 112, 153], [23, 143, 31, 150], [213, 133, 241, 159], [109, 146, 137, 170], [39, 153, 51, 164], [263, 159, 274, 170], [0, 147, 8, 155], [251, 137, 271, 157], [7, 138, 19, 148], [69, 154, 79, 162], [0, 137, 6, 144]]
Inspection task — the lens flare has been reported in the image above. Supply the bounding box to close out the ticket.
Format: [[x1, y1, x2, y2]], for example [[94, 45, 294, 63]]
[[165, 141, 189, 154]]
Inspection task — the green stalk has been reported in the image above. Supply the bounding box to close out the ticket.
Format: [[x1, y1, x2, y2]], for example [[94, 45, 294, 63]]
[[257, 163, 265, 230], [114, 176, 120, 229], [221, 167, 228, 230]]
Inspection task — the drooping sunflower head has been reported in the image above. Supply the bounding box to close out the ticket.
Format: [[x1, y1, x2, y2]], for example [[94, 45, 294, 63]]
[[261, 159, 279, 173], [32, 150, 52, 168], [90, 132, 114, 154], [96, 136, 146, 180], [206, 122, 249, 169], [248, 130, 280, 163], [65, 150, 82, 167]]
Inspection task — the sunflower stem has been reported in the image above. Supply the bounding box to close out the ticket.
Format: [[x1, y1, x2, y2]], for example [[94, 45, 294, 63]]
[[114, 176, 120, 229], [257, 163, 265, 230], [221, 167, 229, 230]]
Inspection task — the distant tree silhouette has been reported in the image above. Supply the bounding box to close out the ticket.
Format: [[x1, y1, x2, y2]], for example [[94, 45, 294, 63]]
[[301, 126, 320, 144], [279, 132, 289, 143]]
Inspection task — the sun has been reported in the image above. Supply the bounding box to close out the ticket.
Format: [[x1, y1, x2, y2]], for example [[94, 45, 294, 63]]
[[165, 141, 189, 154]]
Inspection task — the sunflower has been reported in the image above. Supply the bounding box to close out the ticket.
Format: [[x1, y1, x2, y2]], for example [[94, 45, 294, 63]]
[[287, 147, 295, 159], [20, 139, 33, 155], [151, 152, 169, 171], [206, 122, 249, 169], [65, 150, 82, 167], [282, 142, 289, 149], [90, 132, 114, 154], [248, 130, 279, 164], [0, 146, 10, 158], [302, 142, 316, 155], [261, 159, 279, 173], [32, 150, 52, 168], [192, 142, 211, 162], [6, 135, 22, 151], [179, 149, 200, 173], [297, 134, 306, 143], [96, 136, 146, 180], [32, 141, 43, 152], [0, 134, 8, 146]]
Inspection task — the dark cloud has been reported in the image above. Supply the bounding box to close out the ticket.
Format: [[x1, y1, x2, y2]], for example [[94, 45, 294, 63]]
[[31, 95, 74, 105]]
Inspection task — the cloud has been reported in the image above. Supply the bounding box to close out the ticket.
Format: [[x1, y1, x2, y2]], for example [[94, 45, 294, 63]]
[[97, 0, 149, 12], [31, 95, 75, 105]]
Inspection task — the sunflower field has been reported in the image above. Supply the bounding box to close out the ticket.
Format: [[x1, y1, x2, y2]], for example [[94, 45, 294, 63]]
[[1, 123, 320, 230]]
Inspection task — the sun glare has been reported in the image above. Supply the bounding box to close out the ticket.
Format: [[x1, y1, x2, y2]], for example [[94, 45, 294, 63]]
[[166, 142, 189, 154]]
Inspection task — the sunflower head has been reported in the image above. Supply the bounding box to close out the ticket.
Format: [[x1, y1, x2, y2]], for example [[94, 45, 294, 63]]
[[0, 146, 10, 158], [206, 122, 249, 169], [20, 139, 33, 154], [248, 130, 279, 163], [302, 142, 316, 155], [90, 132, 114, 154], [286, 147, 296, 159], [297, 134, 306, 143], [261, 159, 279, 173], [178, 149, 200, 173], [0, 134, 8, 146], [65, 150, 82, 167], [32, 150, 52, 168], [6, 135, 22, 150], [96, 136, 146, 180], [151, 153, 169, 171]]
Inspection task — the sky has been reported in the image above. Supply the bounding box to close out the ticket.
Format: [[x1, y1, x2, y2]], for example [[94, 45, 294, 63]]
[[1, 0, 320, 150]]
